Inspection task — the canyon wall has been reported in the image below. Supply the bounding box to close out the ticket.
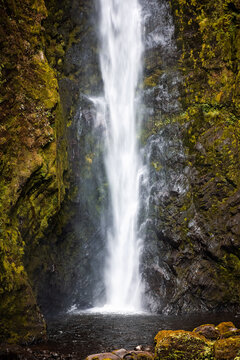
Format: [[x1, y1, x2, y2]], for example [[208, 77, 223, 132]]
[[0, 0, 69, 342], [0, 0, 240, 343], [142, 0, 240, 313]]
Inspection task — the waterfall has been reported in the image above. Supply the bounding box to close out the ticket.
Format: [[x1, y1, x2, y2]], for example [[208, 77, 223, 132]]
[[97, 0, 144, 312]]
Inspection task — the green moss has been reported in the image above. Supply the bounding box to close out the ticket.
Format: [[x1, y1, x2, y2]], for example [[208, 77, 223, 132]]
[[0, 0, 68, 343], [67, 25, 82, 50], [155, 330, 214, 360], [144, 69, 163, 87], [0, 279, 46, 344], [214, 337, 240, 360], [167, 0, 240, 306], [32, 0, 48, 17]]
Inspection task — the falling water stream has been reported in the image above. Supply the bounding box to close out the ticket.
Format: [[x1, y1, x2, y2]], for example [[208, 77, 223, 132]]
[[97, 0, 144, 312], [23, 1, 240, 358]]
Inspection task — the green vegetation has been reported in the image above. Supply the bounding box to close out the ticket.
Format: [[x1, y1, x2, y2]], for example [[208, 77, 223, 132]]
[[167, 0, 240, 303], [0, 0, 68, 342]]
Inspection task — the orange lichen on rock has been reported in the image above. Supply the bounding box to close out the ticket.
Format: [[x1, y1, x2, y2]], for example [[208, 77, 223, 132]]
[[214, 337, 240, 360], [216, 322, 237, 335]]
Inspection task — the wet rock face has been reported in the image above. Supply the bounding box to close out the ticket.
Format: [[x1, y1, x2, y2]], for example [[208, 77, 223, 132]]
[[39, 0, 240, 316], [0, 0, 103, 339], [39, 0, 107, 312], [139, 0, 240, 314], [0, 0, 64, 342], [60, 2, 107, 309], [140, 0, 189, 313]]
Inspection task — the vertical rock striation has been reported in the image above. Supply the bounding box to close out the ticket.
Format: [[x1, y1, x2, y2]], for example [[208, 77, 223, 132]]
[[140, 0, 240, 314]]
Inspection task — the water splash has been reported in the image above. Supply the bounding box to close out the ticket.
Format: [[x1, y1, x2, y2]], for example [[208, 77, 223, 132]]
[[97, 0, 144, 312]]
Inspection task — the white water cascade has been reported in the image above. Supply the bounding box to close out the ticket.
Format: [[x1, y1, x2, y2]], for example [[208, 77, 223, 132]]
[[98, 0, 144, 312]]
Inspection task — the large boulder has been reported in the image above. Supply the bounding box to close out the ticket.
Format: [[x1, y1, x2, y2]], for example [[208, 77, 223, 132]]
[[154, 330, 213, 360]]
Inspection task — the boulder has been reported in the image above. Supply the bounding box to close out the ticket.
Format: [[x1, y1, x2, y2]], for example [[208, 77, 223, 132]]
[[112, 349, 129, 358], [85, 350, 154, 360], [154, 330, 213, 360], [193, 323, 220, 340], [86, 353, 120, 360]]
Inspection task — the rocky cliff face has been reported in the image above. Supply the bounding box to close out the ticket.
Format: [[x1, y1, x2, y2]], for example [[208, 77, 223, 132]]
[[42, 0, 108, 310], [0, 0, 108, 344], [141, 0, 240, 314], [0, 0, 68, 342]]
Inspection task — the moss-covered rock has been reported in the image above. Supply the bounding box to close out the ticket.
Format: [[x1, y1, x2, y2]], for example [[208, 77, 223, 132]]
[[216, 322, 237, 335], [154, 325, 240, 360], [172, 0, 240, 311], [214, 337, 240, 360], [154, 330, 213, 360], [0, 0, 68, 342], [0, 279, 46, 344]]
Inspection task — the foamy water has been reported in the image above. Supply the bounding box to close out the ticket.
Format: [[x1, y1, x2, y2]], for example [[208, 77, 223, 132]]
[[97, 0, 144, 311]]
